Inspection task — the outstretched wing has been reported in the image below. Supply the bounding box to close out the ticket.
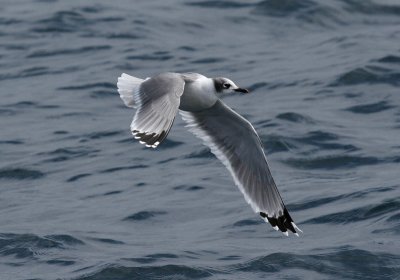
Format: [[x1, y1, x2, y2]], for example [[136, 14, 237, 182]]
[[123, 72, 184, 148], [180, 100, 301, 235]]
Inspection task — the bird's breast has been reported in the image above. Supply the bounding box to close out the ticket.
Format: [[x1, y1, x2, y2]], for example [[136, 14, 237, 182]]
[[179, 78, 218, 112]]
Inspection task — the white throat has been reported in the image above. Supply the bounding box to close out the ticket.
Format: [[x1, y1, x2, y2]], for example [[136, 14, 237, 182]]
[[179, 77, 218, 112]]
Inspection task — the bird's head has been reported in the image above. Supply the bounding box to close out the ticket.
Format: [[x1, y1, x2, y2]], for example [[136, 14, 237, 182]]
[[213, 77, 249, 95]]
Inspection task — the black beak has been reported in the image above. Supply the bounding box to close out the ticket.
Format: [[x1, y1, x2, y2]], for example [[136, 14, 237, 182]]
[[234, 88, 249, 94]]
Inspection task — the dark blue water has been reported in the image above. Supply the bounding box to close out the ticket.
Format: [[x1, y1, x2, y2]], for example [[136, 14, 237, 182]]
[[1, 0, 400, 279]]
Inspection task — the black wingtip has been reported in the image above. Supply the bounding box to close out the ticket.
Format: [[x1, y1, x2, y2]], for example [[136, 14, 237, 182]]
[[132, 130, 166, 148], [260, 208, 302, 236], [131, 119, 175, 149]]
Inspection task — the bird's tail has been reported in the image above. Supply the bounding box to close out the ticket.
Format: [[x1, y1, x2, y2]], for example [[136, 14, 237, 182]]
[[117, 73, 144, 108]]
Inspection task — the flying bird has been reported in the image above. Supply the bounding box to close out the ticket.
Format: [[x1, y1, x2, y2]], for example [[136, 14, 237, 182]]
[[117, 72, 301, 236]]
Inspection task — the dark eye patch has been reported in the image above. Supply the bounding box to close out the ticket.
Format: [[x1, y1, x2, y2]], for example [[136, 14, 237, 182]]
[[223, 83, 230, 89]]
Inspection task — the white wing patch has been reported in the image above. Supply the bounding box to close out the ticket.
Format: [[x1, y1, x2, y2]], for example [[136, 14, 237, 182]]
[[179, 100, 301, 236], [180, 111, 264, 213], [118, 72, 185, 148]]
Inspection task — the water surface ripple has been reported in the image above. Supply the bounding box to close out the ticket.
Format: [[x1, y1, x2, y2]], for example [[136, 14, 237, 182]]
[[1, 0, 399, 279]]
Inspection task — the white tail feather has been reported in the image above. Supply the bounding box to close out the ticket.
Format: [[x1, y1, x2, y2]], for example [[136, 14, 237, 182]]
[[117, 73, 144, 108]]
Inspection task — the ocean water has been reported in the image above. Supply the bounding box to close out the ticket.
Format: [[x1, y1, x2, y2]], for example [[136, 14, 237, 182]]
[[1, 0, 400, 279]]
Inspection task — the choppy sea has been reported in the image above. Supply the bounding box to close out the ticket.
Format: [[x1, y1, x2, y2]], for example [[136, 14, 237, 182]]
[[1, 0, 400, 279]]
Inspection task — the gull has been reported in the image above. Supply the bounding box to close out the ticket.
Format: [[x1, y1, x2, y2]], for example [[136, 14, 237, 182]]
[[117, 72, 301, 236]]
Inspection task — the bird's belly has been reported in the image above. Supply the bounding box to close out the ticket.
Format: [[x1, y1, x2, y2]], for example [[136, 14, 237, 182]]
[[179, 86, 217, 112]]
